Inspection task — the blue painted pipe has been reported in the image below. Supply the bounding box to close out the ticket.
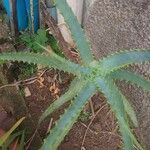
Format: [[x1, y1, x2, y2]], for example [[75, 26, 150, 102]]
[[2, 0, 39, 32], [25, 0, 39, 32]]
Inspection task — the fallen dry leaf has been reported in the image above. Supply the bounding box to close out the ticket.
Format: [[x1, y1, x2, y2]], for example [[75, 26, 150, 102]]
[[37, 77, 45, 88], [49, 82, 60, 96]]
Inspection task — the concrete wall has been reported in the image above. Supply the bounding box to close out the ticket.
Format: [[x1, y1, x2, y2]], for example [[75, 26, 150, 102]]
[[57, 0, 95, 46], [84, 0, 150, 149], [57, 0, 84, 46]]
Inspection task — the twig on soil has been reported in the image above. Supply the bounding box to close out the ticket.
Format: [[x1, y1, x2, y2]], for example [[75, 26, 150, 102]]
[[11, 138, 19, 149], [81, 103, 107, 149], [0, 69, 47, 90], [46, 118, 53, 134], [0, 77, 37, 89], [25, 128, 38, 150], [103, 109, 113, 131], [108, 124, 119, 142], [80, 122, 98, 135], [89, 100, 95, 117], [81, 147, 86, 150]]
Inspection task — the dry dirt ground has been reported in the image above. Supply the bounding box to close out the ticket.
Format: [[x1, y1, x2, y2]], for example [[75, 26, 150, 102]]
[[24, 70, 121, 150]]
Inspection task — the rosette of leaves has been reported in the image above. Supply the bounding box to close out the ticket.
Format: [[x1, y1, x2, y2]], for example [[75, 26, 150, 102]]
[[0, 0, 150, 149]]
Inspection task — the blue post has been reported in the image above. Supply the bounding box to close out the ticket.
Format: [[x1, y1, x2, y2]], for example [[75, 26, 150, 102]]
[[2, 0, 39, 32], [25, 0, 39, 32]]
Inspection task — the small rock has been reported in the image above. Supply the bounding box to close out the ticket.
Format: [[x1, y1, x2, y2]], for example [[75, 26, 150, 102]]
[[24, 87, 31, 97]]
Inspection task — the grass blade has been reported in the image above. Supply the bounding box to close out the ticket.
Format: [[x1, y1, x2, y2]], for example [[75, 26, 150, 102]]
[[19, 130, 25, 150], [0, 117, 25, 146], [1, 131, 22, 149]]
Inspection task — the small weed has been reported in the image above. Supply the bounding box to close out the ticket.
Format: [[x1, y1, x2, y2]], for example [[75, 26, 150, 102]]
[[7, 62, 37, 81], [20, 29, 48, 53], [20, 28, 64, 56], [47, 34, 64, 57], [17, 63, 37, 80], [79, 111, 91, 122], [16, 29, 64, 80]]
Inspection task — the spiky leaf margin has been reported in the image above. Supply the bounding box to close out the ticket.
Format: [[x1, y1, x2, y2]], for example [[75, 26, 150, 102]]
[[40, 82, 97, 150], [0, 52, 88, 76], [55, 0, 94, 65], [95, 77, 143, 150], [99, 50, 150, 74], [110, 69, 150, 91], [38, 77, 86, 124]]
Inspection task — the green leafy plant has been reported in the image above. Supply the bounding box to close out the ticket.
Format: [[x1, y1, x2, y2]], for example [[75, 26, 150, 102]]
[[20, 28, 63, 56], [0, 0, 150, 149], [79, 111, 91, 122], [20, 29, 48, 53], [47, 34, 64, 57], [17, 62, 37, 80]]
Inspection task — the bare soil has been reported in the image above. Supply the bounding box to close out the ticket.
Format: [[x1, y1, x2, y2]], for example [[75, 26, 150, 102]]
[[22, 69, 121, 150]]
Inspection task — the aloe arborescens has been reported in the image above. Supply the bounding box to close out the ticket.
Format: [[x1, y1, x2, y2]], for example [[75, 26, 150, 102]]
[[0, 0, 150, 149]]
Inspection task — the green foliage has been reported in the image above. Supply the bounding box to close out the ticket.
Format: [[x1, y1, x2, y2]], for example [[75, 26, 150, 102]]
[[47, 34, 64, 57], [17, 62, 37, 80], [99, 50, 150, 74], [20, 29, 48, 53], [0, 9, 9, 24], [96, 77, 142, 149], [20, 29, 63, 56], [79, 111, 91, 122], [1, 131, 25, 150], [41, 83, 96, 150], [110, 69, 150, 91], [0, 0, 150, 149], [19, 29, 63, 80]]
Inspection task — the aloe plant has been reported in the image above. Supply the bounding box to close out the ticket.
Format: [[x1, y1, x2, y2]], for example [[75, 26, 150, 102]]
[[0, 0, 150, 149]]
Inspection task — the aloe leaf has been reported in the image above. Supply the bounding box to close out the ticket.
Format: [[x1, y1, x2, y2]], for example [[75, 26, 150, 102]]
[[122, 95, 138, 127], [0, 117, 25, 146], [118, 116, 143, 150], [55, 0, 94, 65], [110, 69, 150, 91], [38, 77, 86, 125], [119, 123, 133, 150], [0, 52, 86, 76], [99, 50, 150, 74], [96, 77, 142, 150], [40, 82, 96, 150]]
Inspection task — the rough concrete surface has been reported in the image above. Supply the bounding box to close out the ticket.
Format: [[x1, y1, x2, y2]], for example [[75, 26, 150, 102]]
[[85, 0, 150, 149]]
